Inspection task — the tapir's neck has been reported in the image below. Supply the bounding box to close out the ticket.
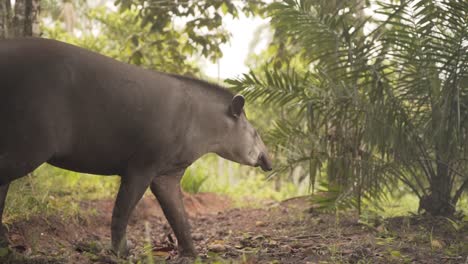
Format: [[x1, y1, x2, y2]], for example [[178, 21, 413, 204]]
[[184, 113, 224, 159], [175, 79, 232, 166]]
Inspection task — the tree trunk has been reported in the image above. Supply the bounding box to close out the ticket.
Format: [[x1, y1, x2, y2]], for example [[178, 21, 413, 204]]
[[0, 0, 40, 38], [13, 0, 40, 37], [0, 0, 12, 38], [30, 0, 41, 36], [419, 158, 455, 216]]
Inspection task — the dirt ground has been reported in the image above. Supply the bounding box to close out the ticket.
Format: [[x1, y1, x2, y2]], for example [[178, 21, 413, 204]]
[[0, 193, 467, 264]]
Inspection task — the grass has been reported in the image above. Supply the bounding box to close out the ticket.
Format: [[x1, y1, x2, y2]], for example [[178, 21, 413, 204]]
[[3, 155, 468, 225], [376, 194, 420, 217], [5, 164, 120, 223], [3, 155, 306, 223], [362, 192, 468, 219]]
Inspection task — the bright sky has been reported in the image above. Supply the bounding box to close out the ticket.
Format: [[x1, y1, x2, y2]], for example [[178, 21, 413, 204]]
[[202, 14, 270, 81]]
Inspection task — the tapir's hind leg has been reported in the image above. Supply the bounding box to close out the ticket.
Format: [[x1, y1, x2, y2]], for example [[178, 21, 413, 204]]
[[0, 149, 53, 248], [0, 149, 53, 247], [111, 167, 154, 256], [0, 85, 59, 247], [0, 133, 56, 248]]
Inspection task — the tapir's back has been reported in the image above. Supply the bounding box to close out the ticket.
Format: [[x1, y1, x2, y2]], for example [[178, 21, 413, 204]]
[[0, 38, 190, 175]]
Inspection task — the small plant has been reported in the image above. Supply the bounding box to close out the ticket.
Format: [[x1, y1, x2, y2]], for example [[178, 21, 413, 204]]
[[310, 182, 358, 213], [181, 167, 208, 194], [358, 208, 385, 230], [444, 217, 467, 232], [143, 222, 155, 264]]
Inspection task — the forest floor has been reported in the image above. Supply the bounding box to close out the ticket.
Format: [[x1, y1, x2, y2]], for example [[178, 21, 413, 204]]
[[0, 193, 467, 264]]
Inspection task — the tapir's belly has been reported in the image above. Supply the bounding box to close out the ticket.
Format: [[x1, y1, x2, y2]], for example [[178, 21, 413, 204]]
[[46, 106, 148, 176], [47, 156, 126, 176]]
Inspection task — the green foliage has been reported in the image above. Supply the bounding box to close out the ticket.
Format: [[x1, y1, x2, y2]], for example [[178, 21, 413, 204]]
[[116, 0, 266, 62], [42, 6, 200, 74], [229, 0, 468, 216], [41, 0, 266, 73]]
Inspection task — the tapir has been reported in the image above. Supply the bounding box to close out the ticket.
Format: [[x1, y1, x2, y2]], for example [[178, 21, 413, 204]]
[[0, 38, 272, 257]]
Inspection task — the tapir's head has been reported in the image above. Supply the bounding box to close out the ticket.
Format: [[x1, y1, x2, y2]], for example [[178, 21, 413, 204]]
[[216, 95, 273, 172]]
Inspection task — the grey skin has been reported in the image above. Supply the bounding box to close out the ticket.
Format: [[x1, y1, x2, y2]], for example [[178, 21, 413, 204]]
[[0, 38, 272, 257]]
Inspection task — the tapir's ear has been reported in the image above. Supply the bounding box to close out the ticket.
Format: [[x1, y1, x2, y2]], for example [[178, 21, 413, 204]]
[[230, 94, 245, 118]]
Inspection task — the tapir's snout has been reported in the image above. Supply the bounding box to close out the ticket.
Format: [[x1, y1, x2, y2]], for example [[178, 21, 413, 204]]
[[257, 152, 273, 171]]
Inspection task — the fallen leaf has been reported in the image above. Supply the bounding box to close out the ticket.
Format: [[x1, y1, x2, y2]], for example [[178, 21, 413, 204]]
[[280, 244, 293, 253], [11, 244, 26, 253], [267, 240, 278, 247], [255, 221, 267, 227], [252, 235, 265, 240], [341, 249, 354, 254], [208, 244, 226, 253], [10, 234, 22, 242], [211, 239, 225, 245], [431, 239, 445, 249], [376, 225, 386, 233], [192, 233, 204, 241], [153, 251, 170, 257], [292, 242, 314, 249]]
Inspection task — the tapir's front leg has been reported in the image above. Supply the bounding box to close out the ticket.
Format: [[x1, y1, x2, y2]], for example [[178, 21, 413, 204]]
[[112, 169, 153, 256], [150, 173, 196, 257]]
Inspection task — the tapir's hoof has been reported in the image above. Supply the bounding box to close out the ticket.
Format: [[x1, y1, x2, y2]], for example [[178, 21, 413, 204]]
[[0, 225, 9, 248], [172, 255, 196, 264], [111, 238, 136, 258], [111, 248, 129, 258]]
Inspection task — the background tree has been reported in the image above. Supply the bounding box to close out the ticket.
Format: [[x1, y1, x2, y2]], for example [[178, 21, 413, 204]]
[[0, 0, 40, 38], [116, 0, 265, 63], [58, 0, 75, 33]]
